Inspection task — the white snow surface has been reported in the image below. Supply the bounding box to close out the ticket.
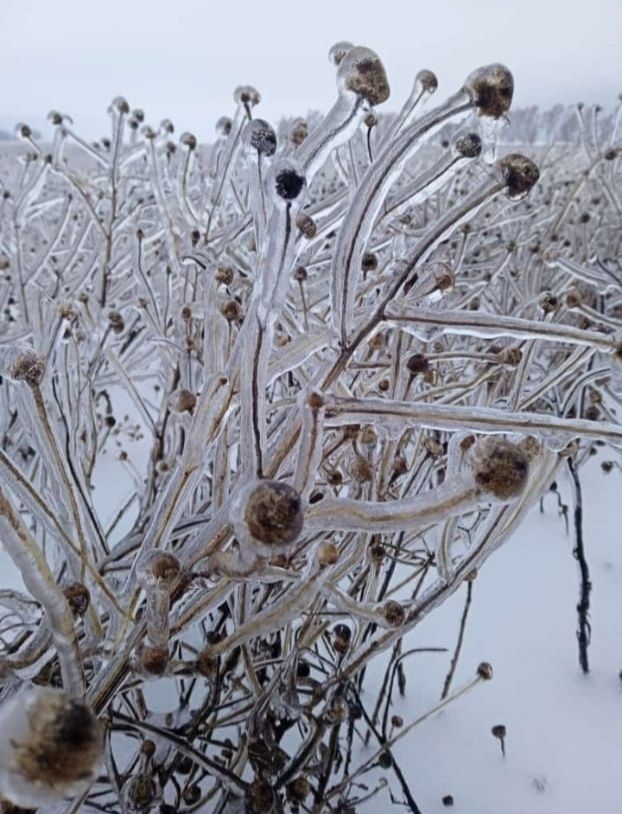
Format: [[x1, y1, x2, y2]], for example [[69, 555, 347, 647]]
[[359, 454, 621, 814]]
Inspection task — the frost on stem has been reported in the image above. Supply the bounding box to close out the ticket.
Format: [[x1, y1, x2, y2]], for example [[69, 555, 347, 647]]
[[0, 687, 102, 808]]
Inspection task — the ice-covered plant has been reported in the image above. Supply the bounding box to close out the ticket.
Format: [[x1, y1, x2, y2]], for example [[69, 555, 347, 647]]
[[0, 42, 619, 812]]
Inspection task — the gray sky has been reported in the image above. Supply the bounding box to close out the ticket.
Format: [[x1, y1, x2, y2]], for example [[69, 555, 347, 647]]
[[1, 0, 620, 139]]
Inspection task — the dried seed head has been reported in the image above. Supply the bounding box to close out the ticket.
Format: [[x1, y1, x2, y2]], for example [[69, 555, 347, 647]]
[[244, 119, 277, 157], [287, 776, 310, 803], [317, 541, 339, 566], [565, 289, 582, 308], [416, 69, 438, 93], [173, 388, 197, 414], [361, 251, 378, 272], [351, 455, 373, 483], [180, 132, 197, 150], [136, 644, 169, 676], [9, 352, 44, 388], [195, 649, 218, 679], [454, 132, 482, 159], [149, 551, 181, 582], [216, 116, 232, 136], [383, 600, 406, 627], [293, 265, 308, 282], [247, 779, 276, 814], [329, 41, 354, 66], [498, 346, 522, 365], [290, 118, 309, 145], [469, 437, 529, 501], [273, 162, 306, 201], [337, 46, 390, 106], [234, 85, 261, 108], [296, 212, 317, 238], [125, 775, 157, 811], [477, 661, 494, 680], [464, 64, 514, 119], [219, 299, 242, 322], [491, 724, 507, 739], [108, 309, 125, 334], [406, 353, 429, 375], [496, 154, 540, 200], [0, 687, 102, 808], [215, 265, 234, 285], [360, 425, 377, 446], [237, 480, 304, 548], [111, 96, 130, 115], [63, 583, 90, 617]]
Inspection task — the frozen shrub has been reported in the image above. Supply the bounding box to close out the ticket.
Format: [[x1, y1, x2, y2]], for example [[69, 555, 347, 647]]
[[0, 43, 619, 812]]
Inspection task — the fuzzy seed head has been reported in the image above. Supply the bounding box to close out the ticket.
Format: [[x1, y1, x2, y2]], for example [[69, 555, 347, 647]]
[[329, 41, 354, 66], [469, 437, 529, 501], [236, 480, 304, 548], [496, 154, 540, 200], [9, 352, 45, 388], [244, 119, 277, 157], [0, 687, 102, 808], [464, 64, 514, 119], [337, 46, 390, 106]]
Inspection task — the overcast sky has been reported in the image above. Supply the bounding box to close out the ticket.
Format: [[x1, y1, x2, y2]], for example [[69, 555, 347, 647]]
[[1, 0, 620, 139]]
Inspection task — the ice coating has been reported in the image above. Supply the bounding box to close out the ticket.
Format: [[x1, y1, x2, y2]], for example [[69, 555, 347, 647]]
[[0, 46, 618, 814]]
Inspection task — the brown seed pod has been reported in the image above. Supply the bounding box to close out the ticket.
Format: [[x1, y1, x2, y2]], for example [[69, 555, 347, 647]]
[[239, 480, 304, 548], [463, 64, 514, 119], [287, 776, 310, 803], [296, 212, 317, 238], [406, 353, 429, 375], [246, 779, 276, 814], [383, 600, 406, 627], [328, 41, 354, 66], [9, 352, 45, 388], [351, 455, 373, 483], [63, 583, 90, 617], [125, 774, 157, 811], [477, 661, 494, 680], [469, 437, 529, 501], [317, 541, 339, 566], [136, 644, 169, 676], [496, 154, 540, 200], [0, 687, 103, 808], [149, 552, 181, 582], [338, 46, 390, 106], [173, 388, 197, 414], [215, 265, 234, 285], [290, 118, 309, 146]]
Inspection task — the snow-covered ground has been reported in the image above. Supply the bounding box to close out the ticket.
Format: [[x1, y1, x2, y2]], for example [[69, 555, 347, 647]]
[[360, 453, 621, 814]]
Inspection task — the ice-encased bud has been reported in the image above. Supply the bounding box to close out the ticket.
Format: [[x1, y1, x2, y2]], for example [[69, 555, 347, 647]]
[[0, 687, 103, 808], [337, 46, 390, 106], [234, 85, 261, 108], [463, 64, 514, 119], [231, 479, 304, 551], [180, 131, 197, 150], [468, 437, 529, 501], [329, 41, 354, 66], [215, 116, 232, 136], [454, 132, 482, 158], [273, 160, 306, 201], [243, 118, 277, 157], [415, 69, 438, 94], [496, 153, 540, 200]]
